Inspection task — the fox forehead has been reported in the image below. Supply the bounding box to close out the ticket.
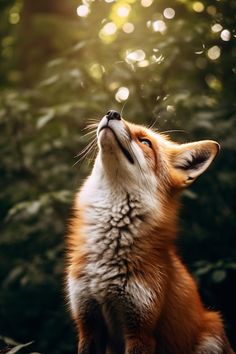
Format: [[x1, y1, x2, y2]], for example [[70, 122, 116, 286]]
[[125, 120, 170, 143], [125, 120, 174, 153]]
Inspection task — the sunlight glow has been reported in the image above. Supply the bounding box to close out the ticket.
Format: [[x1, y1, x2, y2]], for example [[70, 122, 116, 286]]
[[207, 46, 221, 60], [126, 49, 146, 63], [99, 22, 117, 43], [115, 87, 129, 102], [109, 82, 120, 90], [146, 20, 152, 29], [89, 64, 105, 80], [122, 22, 135, 33], [167, 105, 175, 113], [9, 12, 20, 24], [211, 24, 223, 33], [192, 2, 204, 13], [77, 5, 90, 17], [101, 22, 117, 35], [221, 29, 231, 41], [163, 8, 175, 20], [152, 20, 167, 33], [151, 54, 165, 64], [137, 60, 149, 67], [141, 0, 153, 7], [116, 5, 131, 18]]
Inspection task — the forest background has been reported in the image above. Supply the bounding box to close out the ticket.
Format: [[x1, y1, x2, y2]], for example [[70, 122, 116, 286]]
[[0, 0, 235, 353]]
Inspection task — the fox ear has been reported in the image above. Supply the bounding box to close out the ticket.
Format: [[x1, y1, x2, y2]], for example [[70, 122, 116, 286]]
[[171, 140, 220, 188]]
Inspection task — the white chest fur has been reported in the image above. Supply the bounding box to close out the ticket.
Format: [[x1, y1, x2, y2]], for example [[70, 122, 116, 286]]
[[83, 191, 144, 296], [68, 167, 158, 313]]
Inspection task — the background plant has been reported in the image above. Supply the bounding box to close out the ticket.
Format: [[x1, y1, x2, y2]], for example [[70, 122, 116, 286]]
[[0, 0, 235, 353]]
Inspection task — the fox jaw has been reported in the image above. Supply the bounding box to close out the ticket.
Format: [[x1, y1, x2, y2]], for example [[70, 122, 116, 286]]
[[81, 110, 219, 225]]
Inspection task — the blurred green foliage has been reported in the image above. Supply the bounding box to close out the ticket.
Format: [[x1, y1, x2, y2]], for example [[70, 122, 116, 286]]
[[0, 0, 235, 353]]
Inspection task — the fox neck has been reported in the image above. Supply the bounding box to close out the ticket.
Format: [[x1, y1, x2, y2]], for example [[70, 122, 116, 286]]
[[79, 157, 179, 247], [92, 151, 138, 190]]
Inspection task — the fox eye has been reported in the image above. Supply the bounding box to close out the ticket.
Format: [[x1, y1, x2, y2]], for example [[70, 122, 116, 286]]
[[138, 138, 152, 148]]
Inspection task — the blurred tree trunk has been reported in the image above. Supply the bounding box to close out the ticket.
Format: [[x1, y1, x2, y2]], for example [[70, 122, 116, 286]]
[[19, 0, 75, 86]]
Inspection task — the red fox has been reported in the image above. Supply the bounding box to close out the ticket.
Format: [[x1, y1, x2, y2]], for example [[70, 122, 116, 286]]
[[66, 110, 234, 354]]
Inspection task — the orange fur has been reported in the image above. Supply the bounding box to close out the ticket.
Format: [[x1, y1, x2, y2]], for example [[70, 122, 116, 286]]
[[66, 116, 234, 354]]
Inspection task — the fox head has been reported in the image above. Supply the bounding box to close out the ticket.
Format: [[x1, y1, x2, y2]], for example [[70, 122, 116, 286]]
[[80, 110, 219, 226], [95, 110, 219, 190]]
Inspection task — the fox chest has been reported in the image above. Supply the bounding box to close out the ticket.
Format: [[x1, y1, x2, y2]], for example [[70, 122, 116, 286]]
[[84, 196, 144, 297], [68, 194, 158, 318]]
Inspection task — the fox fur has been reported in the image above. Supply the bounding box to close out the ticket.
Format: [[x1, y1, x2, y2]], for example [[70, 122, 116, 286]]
[[66, 112, 234, 354]]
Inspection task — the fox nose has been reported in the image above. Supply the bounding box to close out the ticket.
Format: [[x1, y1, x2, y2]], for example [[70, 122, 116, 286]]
[[106, 110, 121, 121]]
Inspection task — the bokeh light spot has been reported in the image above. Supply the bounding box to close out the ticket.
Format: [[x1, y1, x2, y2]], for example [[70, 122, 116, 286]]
[[211, 23, 223, 33], [141, 0, 153, 7], [116, 5, 131, 18], [100, 22, 117, 35], [99, 22, 117, 43], [167, 105, 175, 113], [122, 22, 135, 33], [221, 29, 231, 41], [192, 2, 204, 13], [207, 46, 221, 60], [89, 64, 105, 80], [137, 60, 149, 67], [9, 12, 20, 24], [126, 49, 146, 63], [109, 82, 120, 91], [163, 8, 175, 20], [205, 74, 222, 91], [152, 20, 167, 33], [207, 5, 216, 15], [76, 5, 90, 17], [2, 36, 14, 46], [115, 87, 129, 102]]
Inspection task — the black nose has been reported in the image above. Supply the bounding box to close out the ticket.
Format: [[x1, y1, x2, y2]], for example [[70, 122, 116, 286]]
[[106, 110, 121, 121]]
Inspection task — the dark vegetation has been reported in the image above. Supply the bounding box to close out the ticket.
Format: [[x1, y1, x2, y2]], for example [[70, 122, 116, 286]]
[[0, 0, 235, 353]]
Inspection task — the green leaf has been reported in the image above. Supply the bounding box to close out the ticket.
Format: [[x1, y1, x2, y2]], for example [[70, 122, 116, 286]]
[[38, 75, 59, 87], [211, 270, 227, 283], [182, 190, 198, 200], [194, 264, 213, 276], [0, 336, 20, 346], [36, 108, 55, 129], [6, 341, 33, 354]]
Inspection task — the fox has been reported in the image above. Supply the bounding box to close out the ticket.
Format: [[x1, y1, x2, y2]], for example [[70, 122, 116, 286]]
[[66, 110, 234, 354]]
